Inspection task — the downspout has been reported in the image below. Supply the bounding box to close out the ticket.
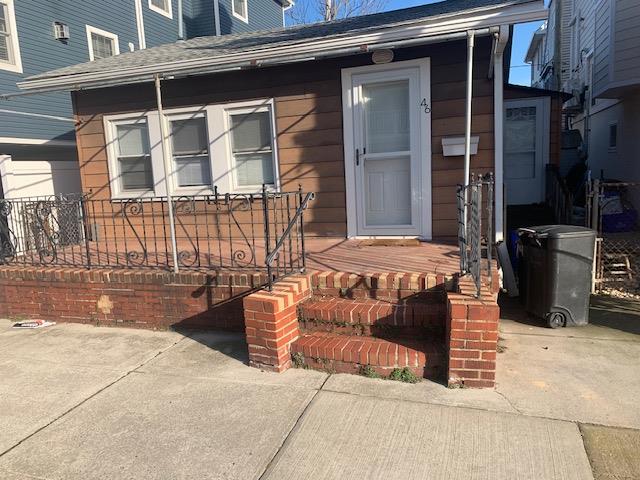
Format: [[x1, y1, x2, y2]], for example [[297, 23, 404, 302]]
[[154, 75, 180, 273], [213, 0, 221, 36], [463, 30, 475, 225], [493, 26, 509, 242], [178, 0, 184, 39]]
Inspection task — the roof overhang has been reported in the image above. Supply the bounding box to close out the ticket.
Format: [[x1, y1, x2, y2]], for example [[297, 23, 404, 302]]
[[18, 0, 547, 94]]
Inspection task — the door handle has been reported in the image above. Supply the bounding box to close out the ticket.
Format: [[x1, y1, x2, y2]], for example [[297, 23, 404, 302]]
[[356, 148, 360, 166]]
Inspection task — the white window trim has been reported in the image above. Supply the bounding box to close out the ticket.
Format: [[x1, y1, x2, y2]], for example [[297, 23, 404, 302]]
[[0, 0, 22, 74], [85, 25, 120, 62], [103, 113, 160, 200], [103, 99, 280, 200], [232, 0, 249, 23], [210, 99, 280, 194], [148, 0, 173, 19]]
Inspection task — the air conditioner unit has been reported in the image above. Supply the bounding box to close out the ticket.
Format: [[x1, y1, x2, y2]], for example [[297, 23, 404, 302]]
[[53, 22, 69, 40]]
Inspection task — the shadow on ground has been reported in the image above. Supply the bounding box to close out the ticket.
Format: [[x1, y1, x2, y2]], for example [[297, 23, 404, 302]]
[[499, 293, 640, 338]]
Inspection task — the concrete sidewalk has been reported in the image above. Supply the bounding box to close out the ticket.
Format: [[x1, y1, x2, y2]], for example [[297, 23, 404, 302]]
[[0, 300, 638, 479]]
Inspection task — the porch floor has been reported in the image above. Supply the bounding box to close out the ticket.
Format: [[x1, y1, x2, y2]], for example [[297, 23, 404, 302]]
[[7, 238, 460, 276], [304, 238, 460, 275]]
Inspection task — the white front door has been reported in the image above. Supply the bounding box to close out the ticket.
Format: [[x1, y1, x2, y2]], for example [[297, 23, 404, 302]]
[[342, 59, 431, 238], [504, 97, 550, 205]]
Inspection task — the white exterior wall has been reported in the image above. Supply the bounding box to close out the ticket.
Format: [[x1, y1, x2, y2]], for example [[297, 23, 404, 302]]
[[0, 156, 81, 199]]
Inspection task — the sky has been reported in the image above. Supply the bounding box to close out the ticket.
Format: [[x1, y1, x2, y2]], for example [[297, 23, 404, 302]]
[[384, 0, 545, 86], [288, 0, 545, 87]]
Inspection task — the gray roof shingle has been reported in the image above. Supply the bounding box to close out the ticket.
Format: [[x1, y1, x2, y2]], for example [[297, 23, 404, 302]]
[[24, 0, 531, 83]]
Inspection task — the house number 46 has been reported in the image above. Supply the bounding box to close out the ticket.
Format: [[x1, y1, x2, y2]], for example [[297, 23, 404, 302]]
[[420, 99, 431, 114]]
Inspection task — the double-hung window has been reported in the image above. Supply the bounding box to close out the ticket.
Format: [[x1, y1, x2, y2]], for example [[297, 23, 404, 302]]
[[149, 0, 172, 18], [0, 0, 21, 73], [86, 26, 119, 61], [112, 119, 154, 193], [227, 107, 276, 189], [232, 0, 248, 22], [104, 99, 279, 198], [169, 115, 211, 189]]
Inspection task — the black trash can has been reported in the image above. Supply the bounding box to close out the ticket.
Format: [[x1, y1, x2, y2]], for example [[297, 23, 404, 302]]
[[518, 225, 596, 328]]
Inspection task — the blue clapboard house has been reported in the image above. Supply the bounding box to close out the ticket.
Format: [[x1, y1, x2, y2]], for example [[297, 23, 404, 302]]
[[0, 0, 289, 198]]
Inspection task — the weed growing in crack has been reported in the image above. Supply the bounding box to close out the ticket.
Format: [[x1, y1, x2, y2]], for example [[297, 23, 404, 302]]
[[388, 367, 420, 384]]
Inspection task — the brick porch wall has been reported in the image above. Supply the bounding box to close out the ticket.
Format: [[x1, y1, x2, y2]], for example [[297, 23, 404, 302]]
[[243, 275, 312, 372], [445, 276, 500, 388], [0, 266, 266, 331]]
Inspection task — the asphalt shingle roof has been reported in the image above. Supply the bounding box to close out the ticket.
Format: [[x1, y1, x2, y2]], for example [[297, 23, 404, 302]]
[[25, 0, 531, 83]]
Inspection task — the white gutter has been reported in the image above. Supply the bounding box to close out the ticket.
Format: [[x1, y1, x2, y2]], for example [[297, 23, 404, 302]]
[[463, 30, 475, 225], [154, 75, 180, 273], [18, 1, 547, 92], [493, 25, 510, 242]]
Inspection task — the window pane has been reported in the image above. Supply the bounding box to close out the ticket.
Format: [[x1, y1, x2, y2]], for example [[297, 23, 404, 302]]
[[0, 35, 8, 62], [171, 118, 208, 155], [116, 123, 149, 157], [235, 152, 274, 187], [119, 156, 153, 190], [175, 156, 210, 187], [151, 0, 169, 11], [91, 33, 114, 59], [363, 81, 410, 154], [233, 0, 246, 16], [230, 111, 271, 152], [0, 5, 7, 33]]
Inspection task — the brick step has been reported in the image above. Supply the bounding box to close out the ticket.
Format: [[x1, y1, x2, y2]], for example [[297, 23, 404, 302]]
[[310, 271, 454, 300], [291, 332, 446, 379], [298, 296, 445, 337]]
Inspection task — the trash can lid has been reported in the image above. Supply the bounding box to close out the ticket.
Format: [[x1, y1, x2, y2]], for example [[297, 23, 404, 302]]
[[518, 225, 596, 239]]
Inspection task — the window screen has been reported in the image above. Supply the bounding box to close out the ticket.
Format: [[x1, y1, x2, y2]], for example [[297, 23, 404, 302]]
[[229, 111, 275, 187], [170, 117, 211, 188], [115, 122, 153, 191]]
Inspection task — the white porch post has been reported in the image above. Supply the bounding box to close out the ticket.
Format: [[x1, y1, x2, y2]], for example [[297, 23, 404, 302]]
[[494, 26, 510, 242], [154, 74, 180, 273], [463, 31, 475, 225]]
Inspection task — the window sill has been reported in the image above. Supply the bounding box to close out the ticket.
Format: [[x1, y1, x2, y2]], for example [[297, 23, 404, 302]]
[[0, 61, 22, 74], [232, 11, 249, 23]]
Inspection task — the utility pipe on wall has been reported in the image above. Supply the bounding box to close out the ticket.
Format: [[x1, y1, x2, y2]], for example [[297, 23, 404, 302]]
[[177, 0, 184, 40], [154, 75, 180, 273], [463, 30, 475, 224]]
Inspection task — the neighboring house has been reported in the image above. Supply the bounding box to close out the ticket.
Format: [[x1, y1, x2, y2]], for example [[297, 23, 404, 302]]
[[526, 0, 640, 183], [0, 0, 289, 200]]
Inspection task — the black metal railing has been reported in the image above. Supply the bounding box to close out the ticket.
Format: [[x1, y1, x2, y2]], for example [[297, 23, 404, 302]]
[[456, 173, 494, 297], [0, 187, 313, 286], [546, 164, 573, 224]]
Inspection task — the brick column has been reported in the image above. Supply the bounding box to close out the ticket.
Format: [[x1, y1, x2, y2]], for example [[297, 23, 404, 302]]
[[243, 275, 311, 372], [446, 278, 499, 388]]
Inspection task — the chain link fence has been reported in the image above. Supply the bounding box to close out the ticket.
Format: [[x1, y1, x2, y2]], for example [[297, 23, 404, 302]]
[[586, 179, 640, 295]]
